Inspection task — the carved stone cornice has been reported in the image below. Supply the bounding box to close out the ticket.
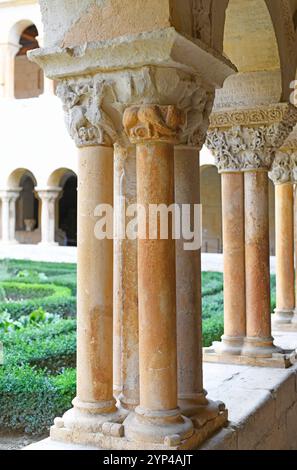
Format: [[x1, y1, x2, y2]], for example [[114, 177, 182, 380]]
[[56, 66, 215, 149], [207, 104, 297, 172], [123, 105, 186, 144]]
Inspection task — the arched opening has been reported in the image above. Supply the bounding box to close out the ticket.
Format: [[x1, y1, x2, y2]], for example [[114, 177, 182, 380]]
[[48, 169, 77, 247], [14, 24, 43, 99], [59, 175, 77, 247], [7, 169, 40, 244], [200, 166, 222, 253]]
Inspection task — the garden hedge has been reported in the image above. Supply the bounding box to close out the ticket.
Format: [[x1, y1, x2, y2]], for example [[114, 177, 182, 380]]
[[0, 281, 76, 319], [0, 320, 76, 434], [0, 366, 76, 434]]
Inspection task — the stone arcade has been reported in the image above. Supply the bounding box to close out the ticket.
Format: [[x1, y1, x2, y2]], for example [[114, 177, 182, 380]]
[[22, 0, 297, 451]]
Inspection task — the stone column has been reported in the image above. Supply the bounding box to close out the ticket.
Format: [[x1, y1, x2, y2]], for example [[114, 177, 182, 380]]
[[206, 129, 246, 355], [50, 82, 123, 440], [175, 146, 227, 429], [175, 147, 205, 414], [0, 189, 21, 243], [113, 144, 139, 410], [37, 187, 61, 246], [123, 105, 193, 445], [269, 152, 295, 325], [242, 168, 276, 357]]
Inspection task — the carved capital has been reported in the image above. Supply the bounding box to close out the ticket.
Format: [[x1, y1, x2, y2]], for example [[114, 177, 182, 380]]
[[207, 104, 297, 171], [55, 66, 216, 150], [269, 152, 293, 184], [123, 105, 186, 144], [206, 127, 243, 173], [56, 78, 119, 148]]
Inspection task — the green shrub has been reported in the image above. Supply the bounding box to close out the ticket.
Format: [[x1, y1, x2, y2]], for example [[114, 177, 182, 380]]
[[0, 282, 76, 319], [0, 319, 76, 371], [0, 365, 76, 435], [202, 315, 224, 347], [201, 272, 223, 296], [202, 292, 224, 320]]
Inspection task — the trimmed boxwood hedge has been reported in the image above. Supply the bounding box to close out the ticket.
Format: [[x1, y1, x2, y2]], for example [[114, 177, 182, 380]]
[[0, 366, 76, 434], [0, 320, 76, 434], [1, 319, 76, 372], [0, 281, 76, 319]]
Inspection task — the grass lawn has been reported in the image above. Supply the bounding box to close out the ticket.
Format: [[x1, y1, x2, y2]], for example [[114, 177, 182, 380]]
[[0, 259, 276, 435]]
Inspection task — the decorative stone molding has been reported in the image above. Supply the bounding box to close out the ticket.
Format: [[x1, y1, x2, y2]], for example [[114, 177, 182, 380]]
[[209, 104, 297, 129], [207, 104, 297, 172], [123, 105, 186, 144], [56, 66, 215, 149]]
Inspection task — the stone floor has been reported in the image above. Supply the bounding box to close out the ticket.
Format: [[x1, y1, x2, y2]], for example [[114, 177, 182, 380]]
[[0, 433, 41, 450], [0, 244, 276, 274]]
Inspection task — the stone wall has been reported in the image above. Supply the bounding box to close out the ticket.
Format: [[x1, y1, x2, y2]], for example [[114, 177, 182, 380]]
[[14, 55, 43, 99], [200, 331, 297, 450]]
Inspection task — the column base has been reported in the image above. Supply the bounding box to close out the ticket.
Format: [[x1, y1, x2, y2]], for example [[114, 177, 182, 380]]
[[214, 335, 244, 356], [273, 309, 294, 325], [272, 312, 297, 331], [117, 392, 139, 412], [38, 241, 59, 247], [203, 342, 295, 368], [49, 401, 227, 450], [51, 397, 125, 436], [123, 406, 193, 445], [241, 336, 280, 358], [179, 392, 228, 430]]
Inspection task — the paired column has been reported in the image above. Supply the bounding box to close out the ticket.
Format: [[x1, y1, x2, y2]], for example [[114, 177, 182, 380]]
[[123, 105, 193, 444], [0, 189, 21, 244], [37, 187, 61, 246], [205, 104, 297, 362], [269, 152, 295, 326]]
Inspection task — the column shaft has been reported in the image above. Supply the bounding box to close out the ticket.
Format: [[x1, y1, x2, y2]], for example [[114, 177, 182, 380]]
[[39, 189, 60, 245], [274, 183, 295, 323], [124, 140, 193, 444], [76, 145, 115, 407], [138, 142, 177, 411], [220, 172, 246, 354], [175, 147, 205, 412], [243, 171, 275, 357], [113, 145, 139, 410], [1, 198, 10, 242]]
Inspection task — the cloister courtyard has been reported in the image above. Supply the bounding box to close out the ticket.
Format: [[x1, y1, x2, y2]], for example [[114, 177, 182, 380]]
[[2, 0, 297, 454]]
